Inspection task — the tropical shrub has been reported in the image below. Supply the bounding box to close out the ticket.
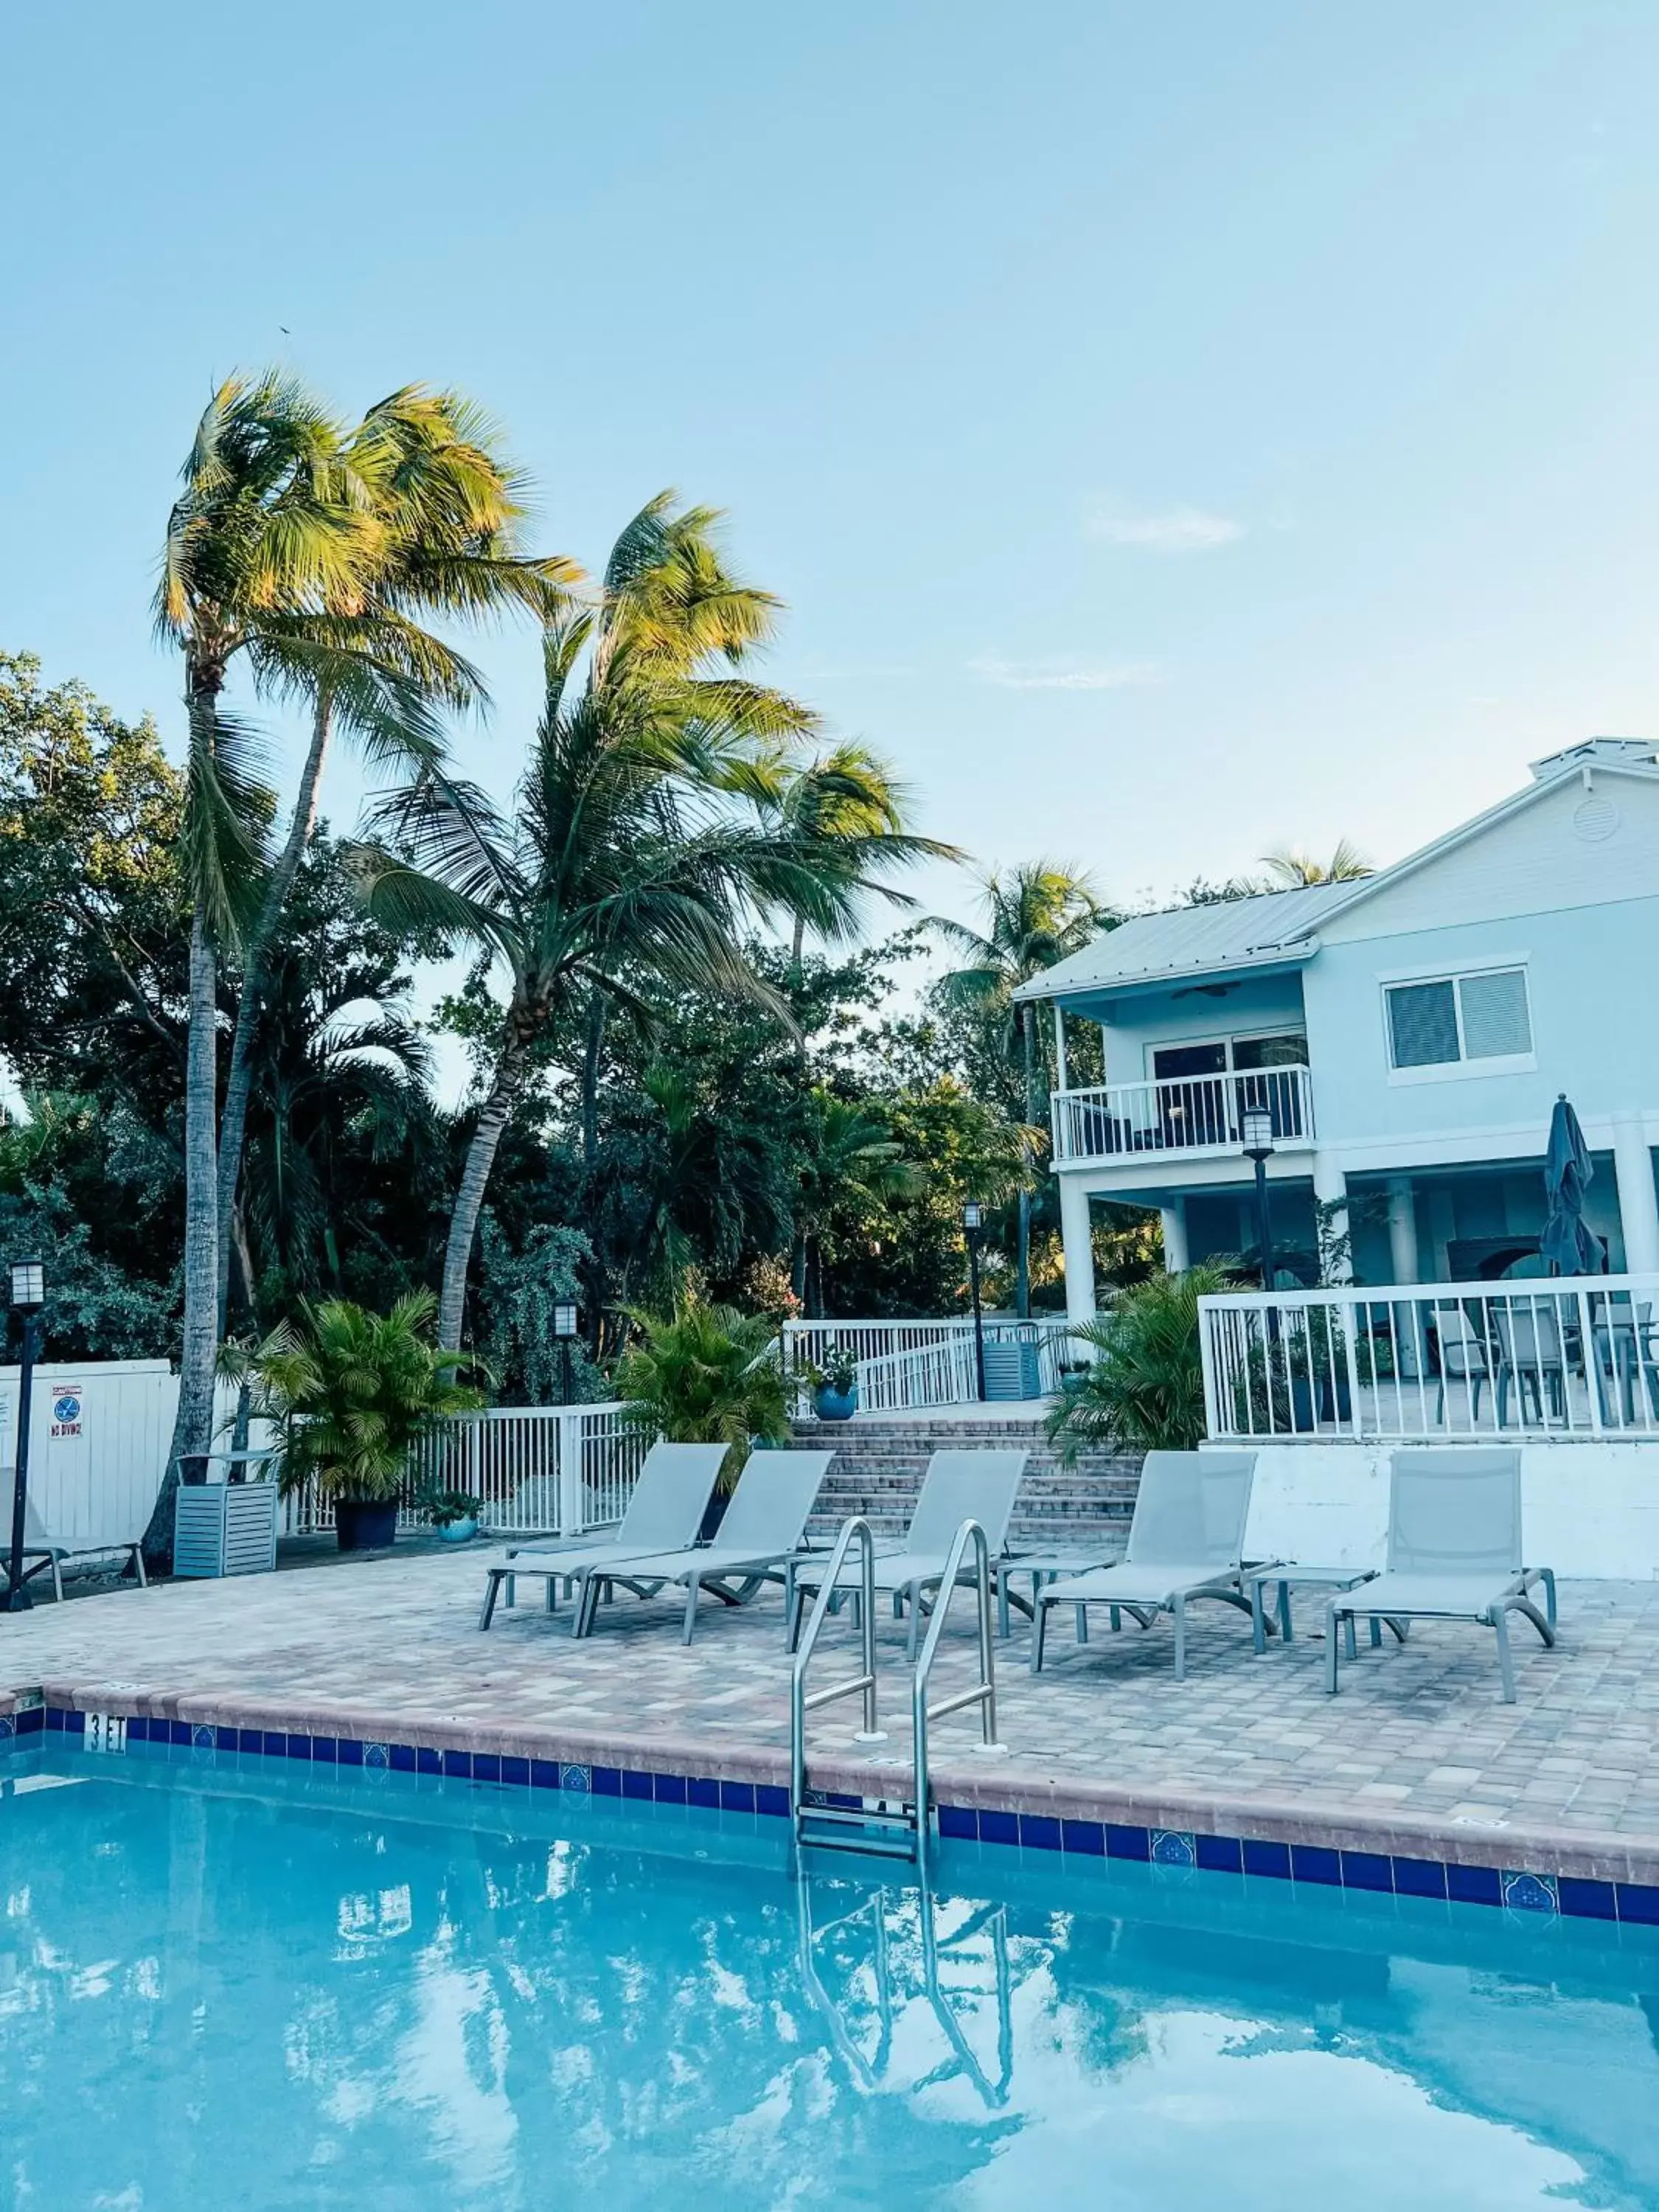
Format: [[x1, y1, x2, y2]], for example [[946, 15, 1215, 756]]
[[614, 1295, 790, 1491], [241, 1289, 484, 1503], [1045, 1261, 1241, 1459]]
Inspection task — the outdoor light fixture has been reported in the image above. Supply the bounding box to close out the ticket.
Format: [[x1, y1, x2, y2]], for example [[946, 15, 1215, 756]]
[[4, 1256, 45, 1613], [1239, 1109, 1278, 1296], [1240, 1107, 1276, 1162], [552, 1301, 580, 1405], [961, 1203, 987, 1400]]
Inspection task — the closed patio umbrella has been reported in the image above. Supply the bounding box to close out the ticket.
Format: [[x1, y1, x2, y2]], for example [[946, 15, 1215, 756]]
[[1540, 1093, 1601, 1276]]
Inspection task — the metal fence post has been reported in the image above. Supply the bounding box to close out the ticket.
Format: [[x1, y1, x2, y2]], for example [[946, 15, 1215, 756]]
[[556, 1409, 585, 1534]]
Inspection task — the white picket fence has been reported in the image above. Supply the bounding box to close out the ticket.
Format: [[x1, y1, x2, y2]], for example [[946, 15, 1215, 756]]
[[782, 1317, 1078, 1413], [856, 1334, 982, 1412]]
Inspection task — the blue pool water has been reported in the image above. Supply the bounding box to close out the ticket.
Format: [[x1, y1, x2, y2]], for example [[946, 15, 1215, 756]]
[[5, 1746, 1659, 2208]]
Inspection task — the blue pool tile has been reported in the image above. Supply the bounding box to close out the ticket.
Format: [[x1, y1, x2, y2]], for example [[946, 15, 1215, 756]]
[[388, 1743, 416, 1773], [1195, 1833, 1243, 1875], [336, 1738, 364, 1767], [1061, 1818, 1105, 1857], [286, 1733, 313, 1761], [591, 1765, 622, 1797], [1340, 1851, 1394, 1893], [125, 1715, 151, 1742], [1559, 1877, 1618, 1921], [825, 1792, 862, 1811], [1291, 1845, 1342, 1887], [441, 1749, 472, 1779], [16, 1705, 43, 1736], [1617, 1882, 1659, 1925], [529, 1760, 560, 1790], [167, 1720, 190, 1746], [1447, 1863, 1503, 1907], [687, 1775, 720, 1809], [472, 1754, 501, 1785], [191, 1723, 215, 1750], [414, 1746, 440, 1776], [1106, 1824, 1151, 1863], [719, 1780, 757, 1815], [1019, 1813, 1062, 1852], [1392, 1856, 1449, 1900], [501, 1756, 529, 1787], [622, 1769, 653, 1802], [755, 1784, 789, 1819], [977, 1807, 1018, 1847], [653, 1773, 687, 1805], [1242, 1838, 1292, 1881], [261, 1731, 288, 1758], [1502, 1869, 1558, 1916], [1152, 1829, 1197, 1868], [938, 1804, 977, 1841], [311, 1736, 338, 1764]]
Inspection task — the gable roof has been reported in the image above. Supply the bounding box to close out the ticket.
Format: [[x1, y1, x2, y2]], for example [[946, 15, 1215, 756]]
[[1015, 738, 1659, 1005]]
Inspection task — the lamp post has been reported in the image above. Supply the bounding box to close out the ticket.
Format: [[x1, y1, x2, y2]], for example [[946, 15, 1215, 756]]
[[4, 1258, 45, 1615], [552, 1301, 579, 1406], [962, 1201, 987, 1401], [1241, 1107, 1276, 1291]]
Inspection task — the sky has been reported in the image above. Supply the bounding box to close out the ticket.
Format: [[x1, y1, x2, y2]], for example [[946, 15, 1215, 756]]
[[5, 1, 1659, 950]]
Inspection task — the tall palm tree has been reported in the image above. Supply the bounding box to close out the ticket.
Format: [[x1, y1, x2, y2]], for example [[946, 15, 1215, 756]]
[[355, 494, 858, 1349], [212, 386, 577, 1326], [1259, 839, 1372, 887], [933, 863, 1116, 1317], [790, 1091, 922, 1315]]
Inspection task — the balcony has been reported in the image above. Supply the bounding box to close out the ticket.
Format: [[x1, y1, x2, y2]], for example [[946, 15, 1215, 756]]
[[1051, 1065, 1315, 1167]]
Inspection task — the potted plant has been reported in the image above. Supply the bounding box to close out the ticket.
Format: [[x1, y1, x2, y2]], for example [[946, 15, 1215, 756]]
[[245, 1290, 485, 1552], [808, 1346, 859, 1422], [1046, 1262, 1240, 1459], [1057, 1358, 1091, 1397], [421, 1486, 481, 1543], [615, 1293, 790, 1537]]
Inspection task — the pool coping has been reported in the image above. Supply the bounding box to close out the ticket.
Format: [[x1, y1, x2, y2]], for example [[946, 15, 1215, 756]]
[[6, 1677, 1659, 1926]]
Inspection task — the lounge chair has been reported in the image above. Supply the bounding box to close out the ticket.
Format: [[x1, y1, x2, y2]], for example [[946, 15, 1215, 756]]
[[571, 1448, 835, 1643], [789, 1449, 1029, 1659], [11, 1492, 147, 1602], [1029, 1450, 1260, 1679], [1326, 1447, 1557, 1703], [477, 1441, 727, 1630]]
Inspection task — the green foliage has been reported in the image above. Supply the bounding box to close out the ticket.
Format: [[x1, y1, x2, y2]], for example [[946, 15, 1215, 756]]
[[239, 1289, 484, 1503], [1045, 1262, 1241, 1458], [613, 1294, 790, 1490], [473, 1220, 599, 1404]]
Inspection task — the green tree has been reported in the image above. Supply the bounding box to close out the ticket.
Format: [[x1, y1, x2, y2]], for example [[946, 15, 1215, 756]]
[[1259, 839, 1371, 886], [790, 1090, 921, 1315], [933, 862, 1116, 1318], [1044, 1260, 1239, 1456]]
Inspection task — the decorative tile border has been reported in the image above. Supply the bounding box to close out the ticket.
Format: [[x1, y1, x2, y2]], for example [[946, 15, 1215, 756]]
[[11, 1699, 1659, 1927]]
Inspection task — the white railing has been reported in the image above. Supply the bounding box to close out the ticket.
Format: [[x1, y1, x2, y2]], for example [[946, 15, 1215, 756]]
[[1053, 1065, 1314, 1166], [858, 1335, 981, 1412], [781, 1319, 981, 1372], [1199, 1273, 1659, 1444], [283, 1402, 651, 1537]]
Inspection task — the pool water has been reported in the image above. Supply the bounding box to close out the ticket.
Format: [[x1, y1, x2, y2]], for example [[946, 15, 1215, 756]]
[[4, 1747, 1659, 2209]]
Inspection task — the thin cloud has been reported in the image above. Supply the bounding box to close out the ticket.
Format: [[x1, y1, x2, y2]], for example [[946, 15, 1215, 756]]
[[1086, 501, 1244, 553], [970, 655, 1162, 692]]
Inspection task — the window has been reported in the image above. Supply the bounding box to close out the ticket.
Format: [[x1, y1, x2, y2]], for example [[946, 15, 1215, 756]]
[[1385, 967, 1531, 1071]]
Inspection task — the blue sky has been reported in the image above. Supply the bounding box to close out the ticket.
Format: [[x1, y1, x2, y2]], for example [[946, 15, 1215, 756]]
[[5, 1, 1659, 932]]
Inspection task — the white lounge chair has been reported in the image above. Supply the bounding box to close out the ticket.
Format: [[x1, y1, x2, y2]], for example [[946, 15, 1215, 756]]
[[477, 1441, 727, 1630], [10, 1492, 147, 1602], [571, 1448, 835, 1643], [1326, 1447, 1557, 1703], [1030, 1450, 1260, 1679], [788, 1449, 1029, 1658]]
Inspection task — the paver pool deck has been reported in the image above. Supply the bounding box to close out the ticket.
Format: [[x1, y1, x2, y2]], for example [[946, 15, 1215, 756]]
[[7, 1548, 1659, 1884]]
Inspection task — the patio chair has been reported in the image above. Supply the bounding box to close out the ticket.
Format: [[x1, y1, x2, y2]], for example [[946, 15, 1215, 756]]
[[476, 1441, 727, 1630], [1433, 1307, 1492, 1424], [11, 1491, 147, 1603], [1325, 1447, 1557, 1703], [1591, 1298, 1659, 1425], [1492, 1299, 1571, 1425], [1029, 1450, 1260, 1680], [788, 1450, 1029, 1660], [571, 1449, 835, 1644]]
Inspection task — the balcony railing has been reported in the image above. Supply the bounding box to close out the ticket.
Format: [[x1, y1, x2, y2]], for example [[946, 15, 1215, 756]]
[[1052, 1065, 1315, 1166], [1198, 1273, 1659, 1444]]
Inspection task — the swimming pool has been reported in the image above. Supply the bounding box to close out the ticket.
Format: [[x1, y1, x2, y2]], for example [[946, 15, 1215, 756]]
[[4, 1742, 1658, 2209]]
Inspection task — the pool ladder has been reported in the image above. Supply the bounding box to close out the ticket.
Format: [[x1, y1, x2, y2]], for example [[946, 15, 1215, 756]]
[[789, 1514, 1005, 1864]]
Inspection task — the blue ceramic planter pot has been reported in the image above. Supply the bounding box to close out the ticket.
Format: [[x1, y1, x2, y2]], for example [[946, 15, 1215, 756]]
[[813, 1385, 858, 1422]]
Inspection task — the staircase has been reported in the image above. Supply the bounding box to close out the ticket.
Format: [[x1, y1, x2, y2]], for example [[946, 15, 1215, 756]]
[[793, 1413, 1141, 1553]]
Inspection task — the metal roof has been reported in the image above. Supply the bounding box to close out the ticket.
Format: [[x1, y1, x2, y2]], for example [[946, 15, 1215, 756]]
[[1013, 880, 1354, 1002]]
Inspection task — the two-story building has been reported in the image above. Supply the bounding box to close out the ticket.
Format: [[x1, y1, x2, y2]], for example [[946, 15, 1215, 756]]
[[1018, 738, 1659, 1331]]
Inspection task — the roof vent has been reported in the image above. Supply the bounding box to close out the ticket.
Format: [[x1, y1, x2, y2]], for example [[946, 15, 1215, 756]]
[[1530, 737, 1658, 782]]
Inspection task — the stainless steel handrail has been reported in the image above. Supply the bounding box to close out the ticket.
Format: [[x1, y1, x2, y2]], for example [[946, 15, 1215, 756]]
[[911, 1517, 1005, 1865], [790, 1514, 886, 1834]]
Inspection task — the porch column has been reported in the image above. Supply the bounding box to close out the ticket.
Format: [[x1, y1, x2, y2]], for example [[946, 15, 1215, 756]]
[[1387, 1176, 1420, 1284], [1058, 1175, 1097, 1328], [1313, 1151, 1351, 1283], [1160, 1199, 1189, 1273], [1052, 1002, 1069, 1093], [1613, 1113, 1659, 1276]]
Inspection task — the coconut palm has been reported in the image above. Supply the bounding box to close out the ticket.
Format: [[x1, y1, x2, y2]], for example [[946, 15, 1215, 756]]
[[933, 863, 1116, 1317], [355, 493, 859, 1349], [212, 386, 577, 1326], [1259, 839, 1372, 887], [790, 1091, 922, 1315]]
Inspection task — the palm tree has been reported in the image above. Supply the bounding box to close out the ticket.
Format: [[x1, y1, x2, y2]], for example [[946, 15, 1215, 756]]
[[1259, 839, 1372, 887], [212, 386, 577, 1327], [355, 494, 858, 1349], [933, 863, 1116, 1318], [790, 1091, 922, 1314]]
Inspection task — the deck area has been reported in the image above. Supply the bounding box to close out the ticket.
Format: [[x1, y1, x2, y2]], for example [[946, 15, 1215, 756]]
[[7, 1544, 1659, 1885]]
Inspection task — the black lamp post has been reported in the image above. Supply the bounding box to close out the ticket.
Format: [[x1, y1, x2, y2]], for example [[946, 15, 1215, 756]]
[[552, 1301, 579, 1405], [962, 1201, 987, 1401], [4, 1257, 45, 1615], [1241, 1107, 1276, 1289]]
